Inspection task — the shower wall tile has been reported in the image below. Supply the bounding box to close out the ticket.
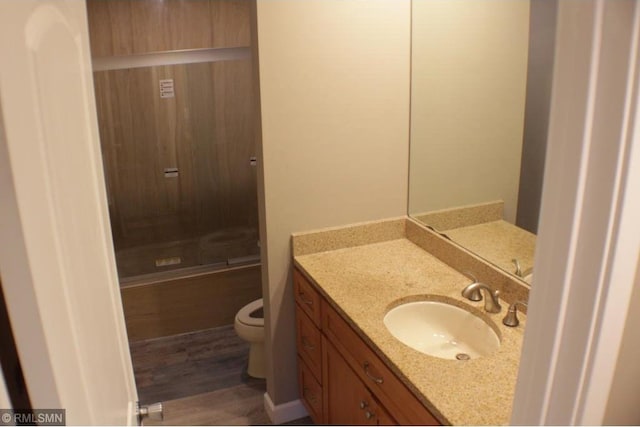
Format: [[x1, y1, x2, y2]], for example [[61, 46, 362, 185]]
[[121, 264, 262, 340], [94, 60, 257, 274], [87, 0, 251, 57], [89, 1, 257, 278]]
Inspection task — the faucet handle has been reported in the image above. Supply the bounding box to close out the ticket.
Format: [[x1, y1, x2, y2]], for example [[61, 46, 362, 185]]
[[502, 301, 528, 327], [462, 271, 482, 301]]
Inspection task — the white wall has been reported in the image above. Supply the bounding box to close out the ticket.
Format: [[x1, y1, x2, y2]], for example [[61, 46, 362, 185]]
[[255, 0, 410, 406], [409, 0, 529, 222]]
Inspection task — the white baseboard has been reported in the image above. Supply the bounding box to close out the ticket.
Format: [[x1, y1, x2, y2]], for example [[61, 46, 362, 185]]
[[263, 392, 308, 424]]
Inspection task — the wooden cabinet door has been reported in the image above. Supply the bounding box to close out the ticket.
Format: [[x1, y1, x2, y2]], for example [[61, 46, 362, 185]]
[[323, 298, 440, 425], [374, 402, 397, 426], [295, 305, 322, 381], [298, 357, 323, 423], [324, 337, 396, 425]]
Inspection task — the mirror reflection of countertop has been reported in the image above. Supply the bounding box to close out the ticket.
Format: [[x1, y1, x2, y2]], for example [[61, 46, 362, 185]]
[[412, 201, 536, 283], [443, 220, 536, 281], [292, 218, 529, 425]]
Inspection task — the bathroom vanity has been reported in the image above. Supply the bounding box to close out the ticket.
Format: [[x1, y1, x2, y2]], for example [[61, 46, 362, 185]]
[[294, 267, 439, 424], [292, 218, 530, 425]]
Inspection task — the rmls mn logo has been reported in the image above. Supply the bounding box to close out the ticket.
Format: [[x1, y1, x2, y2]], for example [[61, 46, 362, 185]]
[[0, 409, 65, 426]]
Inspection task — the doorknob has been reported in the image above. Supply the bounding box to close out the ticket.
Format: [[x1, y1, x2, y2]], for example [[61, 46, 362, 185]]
[[137, 402, 163, 424]]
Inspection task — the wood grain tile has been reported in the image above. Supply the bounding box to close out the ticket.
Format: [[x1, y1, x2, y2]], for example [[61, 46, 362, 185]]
[[142, 386, 313, 426], [143, 385, 268, 426], [87, 0, 251, 57], [94, 59, 257, 278], [121, 264, 262, 340], [131, 325, 263, 405], [131, 327, 313, 425], [211, 0, 252, 47]]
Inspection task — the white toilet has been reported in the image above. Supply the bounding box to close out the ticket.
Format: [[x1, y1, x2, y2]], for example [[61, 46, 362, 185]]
[[234, 298, 265, 379]]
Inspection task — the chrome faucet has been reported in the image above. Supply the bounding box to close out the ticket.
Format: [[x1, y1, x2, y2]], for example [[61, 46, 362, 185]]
[[461, 282, 502, 313], [502, 301, 528, 327]]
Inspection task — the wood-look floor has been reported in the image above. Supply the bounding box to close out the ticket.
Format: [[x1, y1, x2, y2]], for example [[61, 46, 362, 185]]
[[143, 384, 269, 426], [132, 325, 313, 425], [143, 386, 313, 426], [131, 324, 262, 405]]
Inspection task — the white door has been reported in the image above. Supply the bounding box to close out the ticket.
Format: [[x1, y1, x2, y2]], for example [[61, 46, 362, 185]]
[[0, 1, 138, 425]]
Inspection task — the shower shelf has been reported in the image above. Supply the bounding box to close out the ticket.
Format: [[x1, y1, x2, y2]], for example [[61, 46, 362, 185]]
[[92, 46, 251, 72]]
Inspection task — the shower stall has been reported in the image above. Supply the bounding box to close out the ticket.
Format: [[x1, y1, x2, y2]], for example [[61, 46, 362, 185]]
[[88, 0, 262, 341]]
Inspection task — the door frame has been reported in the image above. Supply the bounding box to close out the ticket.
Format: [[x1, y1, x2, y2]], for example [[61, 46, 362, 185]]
[[511, 0, 640, 423], [0, 1, 138, 424], [0, 0, 638, 425]]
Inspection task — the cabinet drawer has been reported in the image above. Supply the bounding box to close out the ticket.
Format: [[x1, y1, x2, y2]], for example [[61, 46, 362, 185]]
[[324, 337, 397, 426], [298, 356, 323, 423], [293, 268, 321, 327], [323, 301, 440, 425], [296, 305, 322, 383]]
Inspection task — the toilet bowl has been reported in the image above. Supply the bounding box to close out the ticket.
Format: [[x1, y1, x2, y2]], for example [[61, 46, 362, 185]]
[[234, 298, 265, 379]]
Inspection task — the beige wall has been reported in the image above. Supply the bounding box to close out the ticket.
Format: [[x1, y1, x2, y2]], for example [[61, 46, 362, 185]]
[[255, 0, 410, 405], [408, 0, 529, 223], [0, 369, 9, 410], [603, 261, 640, 424]]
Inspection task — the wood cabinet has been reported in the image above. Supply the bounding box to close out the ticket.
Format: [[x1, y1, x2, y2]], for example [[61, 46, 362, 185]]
[[293, 267, 440, 425], [324, 337, 395, 425], [298, 355, 323, 421]]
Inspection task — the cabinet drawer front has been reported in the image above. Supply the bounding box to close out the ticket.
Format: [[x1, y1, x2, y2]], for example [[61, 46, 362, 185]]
[[298, 356, 323, 423], [294, 269, 321, 327], [296, 305, 322, 382], [323, 301, 440, 426], [324, 337, 397, 426]]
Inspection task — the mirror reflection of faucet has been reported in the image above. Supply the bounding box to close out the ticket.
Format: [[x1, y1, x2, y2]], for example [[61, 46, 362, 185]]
[[512, 258, 533, 282], [512, 258, 522, 276]]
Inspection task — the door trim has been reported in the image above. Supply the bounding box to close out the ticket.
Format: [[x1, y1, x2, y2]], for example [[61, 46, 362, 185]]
[[511, 0, 640, 423]]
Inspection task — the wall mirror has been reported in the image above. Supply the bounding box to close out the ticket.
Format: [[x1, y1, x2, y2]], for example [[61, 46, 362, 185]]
[[408, 0, 558, 284]]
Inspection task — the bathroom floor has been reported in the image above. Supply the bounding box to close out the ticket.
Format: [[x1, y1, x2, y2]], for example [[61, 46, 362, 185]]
[[130, 325, 312, 425], [130, 325, 261, 405]]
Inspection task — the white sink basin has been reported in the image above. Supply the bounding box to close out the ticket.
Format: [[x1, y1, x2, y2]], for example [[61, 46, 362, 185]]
[[383, 301, 500, 360]]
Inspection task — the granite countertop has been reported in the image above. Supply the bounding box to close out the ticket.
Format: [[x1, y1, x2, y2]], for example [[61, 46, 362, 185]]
[[293, 235, 526, 425]]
